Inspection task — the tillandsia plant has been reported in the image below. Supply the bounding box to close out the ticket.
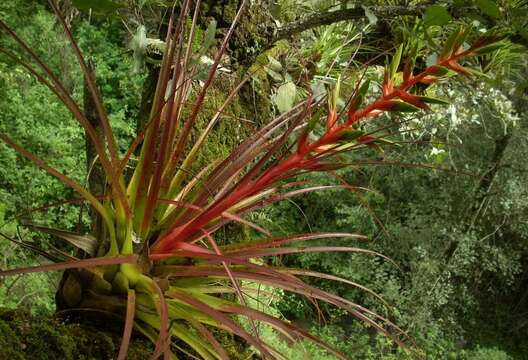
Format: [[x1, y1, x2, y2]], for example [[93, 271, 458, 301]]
[[0, 0, 504, 359]]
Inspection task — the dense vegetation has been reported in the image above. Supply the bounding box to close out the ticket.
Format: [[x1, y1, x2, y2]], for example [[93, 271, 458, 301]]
[[0, 0, 527, 359]]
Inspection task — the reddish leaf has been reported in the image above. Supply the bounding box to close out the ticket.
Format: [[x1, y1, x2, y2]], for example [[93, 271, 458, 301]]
[[223, 232, 366, 252], [117, 290, 136, 360], [446, 60, 472, 75], [0, 255, 137, 277], [150, 280, 172, 360], [227, 246, 398, 268], [191, 321, 230, 360], [168, 288, 275, 359], [373, 100, 397, 111], [222, 304, 348, 360], [394, 89, 429, 110]]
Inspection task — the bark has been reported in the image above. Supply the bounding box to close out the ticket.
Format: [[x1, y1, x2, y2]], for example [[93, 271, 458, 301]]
[[56, 61, 106, 309], [83, 61, 107, 253], [272, 5, 429, 43], [136, 64, 159, 134], [234, 2, 527, 66], [467, 133, 512, 226]]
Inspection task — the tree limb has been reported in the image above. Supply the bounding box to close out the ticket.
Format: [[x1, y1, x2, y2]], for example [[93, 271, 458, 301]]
[[273, 5, 429, 43]]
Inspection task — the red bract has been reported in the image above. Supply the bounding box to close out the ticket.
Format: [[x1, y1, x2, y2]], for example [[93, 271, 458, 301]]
[[151, 32, 496, 257]]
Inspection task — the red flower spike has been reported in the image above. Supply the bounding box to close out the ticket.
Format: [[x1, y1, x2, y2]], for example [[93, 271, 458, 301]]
[[446, 60, 472, 76], [418, 75, 438, 84], [366, 109, 384, 117], [470, 36, 501, 51], [347, 111, 361, 125], [382, 71, 392, 96], [348, 104, 357, 120], [297, 130, 310, 154], [429, 65, 448, 76], [347, 79, 370, 123], [382, 82, 392, 97], [357, 136, 376, 145], [326, 109, 338, 130], [403, 60, 413, 84], [374, 100, 397, 111], [395, 90, 430, 111], [153, 33, 497, 257], [302, 161, 322, 171]]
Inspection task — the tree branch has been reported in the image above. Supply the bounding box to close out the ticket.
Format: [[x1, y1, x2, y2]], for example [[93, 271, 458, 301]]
[[273, 5, 428, 43], [261, 3, 527, 62]]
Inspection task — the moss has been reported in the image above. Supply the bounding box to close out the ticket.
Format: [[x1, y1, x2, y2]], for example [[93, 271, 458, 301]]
[[183, 73, 271, 172], [0, 310, 152, 360], [213, 328, 255, 360], [0, 318, 24, 360], [201, 0, 274, 67]]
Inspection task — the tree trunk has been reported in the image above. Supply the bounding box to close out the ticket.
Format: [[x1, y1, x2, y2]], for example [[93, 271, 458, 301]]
[[444, 131, 512, 260], [56, 61, 107, 310]]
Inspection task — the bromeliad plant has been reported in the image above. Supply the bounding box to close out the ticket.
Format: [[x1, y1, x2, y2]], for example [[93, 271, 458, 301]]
[[0, 1, 503, 359]]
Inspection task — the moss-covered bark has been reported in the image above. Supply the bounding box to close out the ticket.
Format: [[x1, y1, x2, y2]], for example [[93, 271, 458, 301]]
[[0, 310, 152, 360]]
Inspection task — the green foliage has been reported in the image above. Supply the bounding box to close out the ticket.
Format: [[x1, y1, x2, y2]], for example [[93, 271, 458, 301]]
[[73, 0, 126, 14], [466, 347, 513, 360], [257, 70, 528, 358], [476, 0, 502, 18], [424, 5, 452, 27], [0, 0, 142, 313], [273, 81, 297, 113]]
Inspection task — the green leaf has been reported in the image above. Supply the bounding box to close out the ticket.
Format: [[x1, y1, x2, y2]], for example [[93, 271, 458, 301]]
[[28, 225, 98, 255], [416, 96, 450, 105], [267, 55, 282, 73], [519, 29, 528, 41], [201, 20, 217, 54], [376, 137, 398, 146], [424, 5, 452, 27], [357, 79, 370, 98], [306, 107, 325, 132], [131, 25, 147, 73], [339, 129, 365, 142], [265, 55, 283, 81], [475, 0, 501, 18], [274, 82, 297, 113], [391, 101, 422, 112], [331, 75, 342, 109], [441, 29, 461, 58], [350, 80, 370, 109], [432, 66, 451, 76], [473, 42, 504, 54], [310, 80, 326, 101], [72, 0, 125, 13], [265, 68, 283, 82], [440, 27, 469, 58], [390, 45, 404, 80]]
